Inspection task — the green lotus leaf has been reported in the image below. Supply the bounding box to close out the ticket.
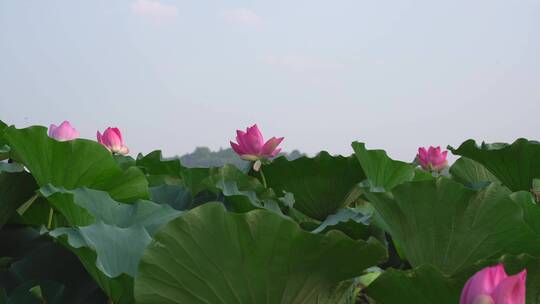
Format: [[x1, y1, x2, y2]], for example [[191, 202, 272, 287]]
[[136, 151, 218, 200], [413, 168, 436, 181], [352, 142, 416, 192], [51, 223, 151, 278], [135, 203, 386, 304], [315, 279, 358, 304], [149, 184, 193, 210], [262, 152, 365, 220], [113, 155, 136, 171], [363, 177, 540, 275], [449, 157, 500, 188], [449, 138, 540, 191], [0, 147, 10, 161], [506, 191, 540, 256], [312, 208, 371, 240], [4, 126, 148, 202], [43, 186, 183, 234], [366, 253, 540, 304], [136, 150, 185, 186], [365, 265, 461, 304], [136, 150, 184, 177], [92, 166, 149, 203], [181, 167, 213, 195], [0, 120, 9, 160], [0, 162, 25, 173], [44, 187, 182, 302], [205, 164, 283, 214]]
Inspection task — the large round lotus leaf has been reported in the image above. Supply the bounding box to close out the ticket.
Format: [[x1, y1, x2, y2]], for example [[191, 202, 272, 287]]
[[311, 208, 372, 240], [262, 152, 366, 220], [44, 187, 183, 303], [136, 150, 184, 177], [45, 187, 183, 277], [449, 138, 540, 192], [449, 157, 499, 188], [351, 142, 415, 192], [4, 126, 148, 202], [149, 184, 193, 210], [135, 203, 386, 304], [363, 177, 540, 275], [365, 265, 461, 304]]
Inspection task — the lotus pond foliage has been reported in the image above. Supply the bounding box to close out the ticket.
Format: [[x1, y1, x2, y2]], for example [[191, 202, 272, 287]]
[[0, 120, 538, 303]]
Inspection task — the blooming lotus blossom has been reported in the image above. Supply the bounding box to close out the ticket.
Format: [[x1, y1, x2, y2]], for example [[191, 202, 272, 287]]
[[417, 146, 448, 172], [97, 127, 129, 155], [230, 124, 284, 161], [48, 121, 80, 141], [460, 264, 526, 304]]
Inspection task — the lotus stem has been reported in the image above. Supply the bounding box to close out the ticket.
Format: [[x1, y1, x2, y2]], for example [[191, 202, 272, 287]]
[[47, 207, 54, 230], [259, 167, 268, 188]]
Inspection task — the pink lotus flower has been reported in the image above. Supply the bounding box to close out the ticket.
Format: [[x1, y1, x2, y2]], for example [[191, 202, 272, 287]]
[[460, 264, 526, 304], [48, 121, 80, 141], [417, 146, 448, 172], [230, 124, 284, 161], [97, 127, 129, 155]]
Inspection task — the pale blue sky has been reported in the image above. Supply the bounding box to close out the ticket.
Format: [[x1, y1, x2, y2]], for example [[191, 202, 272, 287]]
[[1, 0, 539, 160]]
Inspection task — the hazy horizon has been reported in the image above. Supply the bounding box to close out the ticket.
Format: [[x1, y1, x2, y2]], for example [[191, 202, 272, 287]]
[[1, 0, 539, 161]]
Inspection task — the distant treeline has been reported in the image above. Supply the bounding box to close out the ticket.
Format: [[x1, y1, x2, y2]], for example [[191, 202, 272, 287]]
[[177, 147, 304, 169]]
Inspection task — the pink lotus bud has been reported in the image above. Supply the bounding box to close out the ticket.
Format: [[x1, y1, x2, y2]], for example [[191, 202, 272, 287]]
[[460, 264, 526, 304], [417, 146, 448, 172], [48, 121, 80, 141], [97, 127, 129, 155], [230, 124, 284, 161]]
